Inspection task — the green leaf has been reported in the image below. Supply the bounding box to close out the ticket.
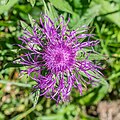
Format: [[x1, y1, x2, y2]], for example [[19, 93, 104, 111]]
[[27, 0, 36, 7], [48, 3, 58, 22], [43, 0, 49, 16], [11, 107, 35, 120], [71, 5, 100, 30], [20, 20, 32, 33], [88, 53, 105, 61], [43, 0, 58, 26], [0, 0, 18, 14], [92, 0, 120, 28], [4, 62, 24, 69], [32, 90, 40, 107], [0, 80, 31, 88], [77, 49, 105, 61], [0, 0, 9, 5], [79, 82, 108, 105], [108, 43, 120, 47], [28, 14, 36, 27], [49, 0, 73, 14], [39, 115, 64, 120]]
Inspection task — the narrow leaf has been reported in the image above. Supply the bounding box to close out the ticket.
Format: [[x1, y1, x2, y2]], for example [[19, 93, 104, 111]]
[[20, 20, 32, 33], [28, 14, 36, 27], [49, 0, 73, 14], [4, 62, 24, 69], [27, 0, 36, 7]]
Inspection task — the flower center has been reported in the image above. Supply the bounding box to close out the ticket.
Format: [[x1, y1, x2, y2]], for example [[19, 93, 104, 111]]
[[54, 53, 63, 63], [43, 42, 76, 73]]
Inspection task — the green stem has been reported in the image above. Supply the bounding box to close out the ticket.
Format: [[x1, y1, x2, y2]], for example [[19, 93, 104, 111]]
[[0, 80, 32, 88]]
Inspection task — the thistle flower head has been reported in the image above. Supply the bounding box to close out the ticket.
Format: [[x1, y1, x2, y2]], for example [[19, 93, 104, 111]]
[[18, 15, 102, 103]]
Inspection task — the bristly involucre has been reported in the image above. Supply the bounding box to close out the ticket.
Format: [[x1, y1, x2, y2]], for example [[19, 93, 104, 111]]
[[17, 15, 103, 103]]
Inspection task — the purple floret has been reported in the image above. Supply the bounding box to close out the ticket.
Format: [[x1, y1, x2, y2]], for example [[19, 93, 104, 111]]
[[18, 15, 102, 103]]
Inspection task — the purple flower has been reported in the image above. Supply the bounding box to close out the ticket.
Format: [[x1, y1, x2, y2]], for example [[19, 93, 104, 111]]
[[18, 15, 102, 103]]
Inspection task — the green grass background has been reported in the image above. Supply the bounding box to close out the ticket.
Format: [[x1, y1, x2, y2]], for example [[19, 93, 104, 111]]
[[0, 0, 120, 119]]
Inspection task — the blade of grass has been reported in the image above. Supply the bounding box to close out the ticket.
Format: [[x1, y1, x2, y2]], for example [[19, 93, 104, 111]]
[[0, 80, 32, 88]]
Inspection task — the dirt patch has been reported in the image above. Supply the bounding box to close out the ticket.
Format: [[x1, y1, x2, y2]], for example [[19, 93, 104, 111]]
[[97, 100, 120, 120]]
